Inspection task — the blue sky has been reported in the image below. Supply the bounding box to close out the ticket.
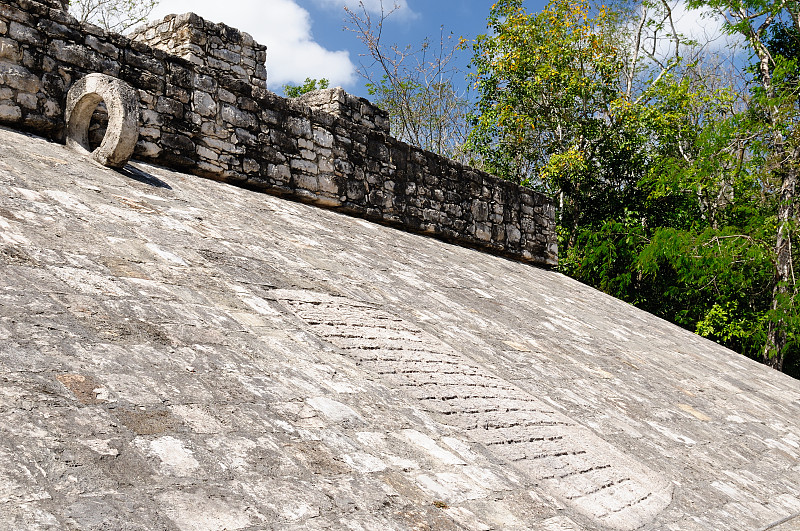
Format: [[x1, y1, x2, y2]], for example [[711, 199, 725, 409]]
[[148, 0, 547, 98], [148, 1, 722, 99]]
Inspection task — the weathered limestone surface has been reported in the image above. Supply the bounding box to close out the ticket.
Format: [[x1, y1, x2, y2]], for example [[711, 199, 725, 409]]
[[0, 0, 556, 266], [1, 126, 799, 530]]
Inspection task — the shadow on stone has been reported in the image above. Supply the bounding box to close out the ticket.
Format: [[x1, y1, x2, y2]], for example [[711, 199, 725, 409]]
[[119, 164, 172, 189]]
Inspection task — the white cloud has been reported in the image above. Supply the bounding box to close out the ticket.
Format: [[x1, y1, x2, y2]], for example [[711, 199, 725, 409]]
[[669, 2, 728, 50], [651, 1, 741, 58], [149, 0, 357, 89]]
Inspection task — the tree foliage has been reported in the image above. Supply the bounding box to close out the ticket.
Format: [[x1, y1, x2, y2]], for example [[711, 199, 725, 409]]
[[467, 0, 799, 376], [69, 0, 158, 34], [467, 0, 624, 185], [283, 78, 330, 98], [684, 0, 800, 370]]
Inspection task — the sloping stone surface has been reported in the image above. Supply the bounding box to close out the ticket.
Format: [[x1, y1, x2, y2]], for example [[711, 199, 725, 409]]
[[1, 125, 799, 530]]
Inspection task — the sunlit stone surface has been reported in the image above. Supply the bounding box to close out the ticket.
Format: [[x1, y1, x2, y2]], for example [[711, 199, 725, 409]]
[[1, 126, 799, 530]]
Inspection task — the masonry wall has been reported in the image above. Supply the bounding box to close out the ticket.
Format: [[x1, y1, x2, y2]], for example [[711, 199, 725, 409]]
[[128, 13, 267, 89], [0, 0, 557, 266]]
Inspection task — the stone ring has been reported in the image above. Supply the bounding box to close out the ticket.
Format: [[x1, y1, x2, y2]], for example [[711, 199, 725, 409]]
[[65, 73, 140, 168]]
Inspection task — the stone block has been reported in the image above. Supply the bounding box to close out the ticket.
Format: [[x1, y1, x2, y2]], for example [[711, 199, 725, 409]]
[[138, 89, 155, 104], [19, 47, 35, 68], [270, 129, 296, 151], [471, 200, 489, 223], [493, 224, 505, 242], [243, 158, 260, 174], [167, 85, 190, 105], [50, 40, 89, 67], [15, 91, 36, 109], [0, 61, 40, 92], [346, 180, 366, 201], [124, 48, 165, 76], [201, 121, 226, 138], [128, 69, 162, 92], [197, 145, 219, 161], [0, 103, 21, 121], [318, 174, 339, 194], [168, 64, 193, 90], [334, 159, 352, 175], [157, 96, 184, 118], [139, 126, 161, 140], [0, 37, 20, 61], [474, 223, 492, 242], [197, 160, 224, 174], [254, 64, 267, 82], [293, 171, 318, 191], [506, 224, 522, 244], [228, 63, 246, 79], [135, 140, 161, 157], [8, 21, 39, 44], [218, 152, 238, 167], [233, 127, 257, 146], [267, 163, 291, 181], [217, 87, 235, 104], [221, 104, 255, 128], [290, 158, 318, 175], [141, 109, 162, 126], [192, 90, 216, 117], [205, 57, 228, 73], [287, 116, 312, 139], [313, 127, 334, 148], [446, 204, 463, 218], [204, 137, 239, 154], [0, 4, 29, 24], [162, 132, 195, 153], [85, 34, 119, 58], [238, 96, 259, 112], [211, 47, 240, 64]]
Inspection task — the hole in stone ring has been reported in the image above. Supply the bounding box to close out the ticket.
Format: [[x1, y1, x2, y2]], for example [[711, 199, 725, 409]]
[[65, 73, 140, 169], [89, 101, 109, 152]]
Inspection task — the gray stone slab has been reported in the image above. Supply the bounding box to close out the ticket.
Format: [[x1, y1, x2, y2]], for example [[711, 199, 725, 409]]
[[1, 126, 799, 530]]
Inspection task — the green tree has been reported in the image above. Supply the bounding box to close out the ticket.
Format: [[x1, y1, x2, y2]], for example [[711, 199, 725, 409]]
[[468, 0, 799, 375], [685, 0, 799, 370], [467, 0, 623, 184], [283, 77, 330, 98], [467, 0, 658, 251]]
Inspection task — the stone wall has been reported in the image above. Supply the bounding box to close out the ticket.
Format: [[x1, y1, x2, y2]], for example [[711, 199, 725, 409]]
[[297, 86, 390, 133], [129, 13, 267, 89], [0, 0, 557, 266]]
